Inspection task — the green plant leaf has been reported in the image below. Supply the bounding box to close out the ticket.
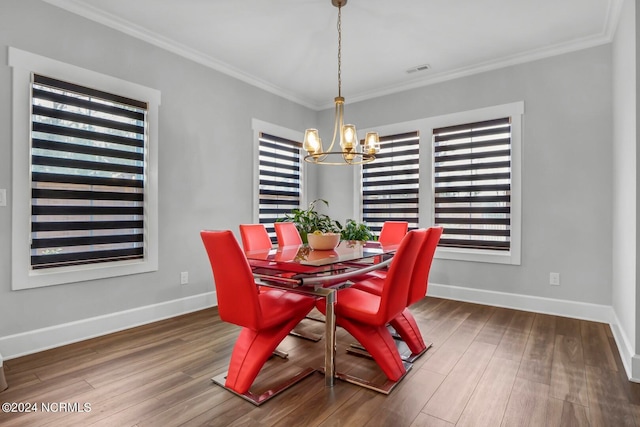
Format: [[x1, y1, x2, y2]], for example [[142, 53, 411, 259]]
[[340, 219, 374, 241], [276, 199, 341, 236]]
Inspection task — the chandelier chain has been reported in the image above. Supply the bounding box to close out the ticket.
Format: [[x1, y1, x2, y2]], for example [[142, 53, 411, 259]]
[[337, 4, 342, 98]]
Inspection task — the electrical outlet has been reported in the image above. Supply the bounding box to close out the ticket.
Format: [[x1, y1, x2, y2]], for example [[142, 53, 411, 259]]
[[180, 271, 189, 285], [550, 272, 560, 286], [0, 189, 6, 207]]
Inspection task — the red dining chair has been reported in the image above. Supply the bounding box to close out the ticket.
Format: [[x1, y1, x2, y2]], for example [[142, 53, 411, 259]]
[[239, 224, 273, 251], [362, 221, 409, 279], [378, 221, 409, 245], [239, 224, 274, 274], [237, 222, 334, 336], [239, 224, 321, 341], [274, 222, 303, 247], [389, 226, 442, 360], [200, 230, 316, 405], [351, 226, 443, 362], [315, 229, 427, 393]]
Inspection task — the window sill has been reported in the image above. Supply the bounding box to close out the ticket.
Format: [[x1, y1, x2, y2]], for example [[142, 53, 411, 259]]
[[13, 258, 158, 291], [435, 246, 521, 265]]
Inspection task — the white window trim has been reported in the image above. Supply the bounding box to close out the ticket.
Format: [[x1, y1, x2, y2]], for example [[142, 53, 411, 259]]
[[8, 47, 161, 290], [251, 119, 306, 224], [359, 101, 523, 265]]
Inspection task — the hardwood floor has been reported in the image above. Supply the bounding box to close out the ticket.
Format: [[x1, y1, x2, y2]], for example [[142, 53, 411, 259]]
[[1, 297, 639, 426]]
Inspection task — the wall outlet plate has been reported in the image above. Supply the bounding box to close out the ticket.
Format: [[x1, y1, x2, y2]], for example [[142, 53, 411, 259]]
[[180, 271, 189, 285], [0, 189, 6, 206], [550, 272, 560, 286]]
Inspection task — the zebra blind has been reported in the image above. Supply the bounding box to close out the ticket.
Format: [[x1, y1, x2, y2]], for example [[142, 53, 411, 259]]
[[433, 117, 511, 251], [258, 133, 302, 242], [362, 131, 420, 236], [30, 74, 147, 269]]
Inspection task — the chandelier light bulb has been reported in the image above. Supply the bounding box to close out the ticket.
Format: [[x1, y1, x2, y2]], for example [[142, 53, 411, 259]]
[[364, 132, 380, 154], [303, 129, 321, 154], [341, 124, 358, 150]]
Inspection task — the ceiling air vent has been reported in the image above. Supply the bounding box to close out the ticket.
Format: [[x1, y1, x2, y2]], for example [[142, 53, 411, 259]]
[[406, 64, 431, 74]]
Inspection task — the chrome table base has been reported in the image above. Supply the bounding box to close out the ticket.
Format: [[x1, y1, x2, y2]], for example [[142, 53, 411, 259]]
[[318, 360, 413, 395], [211, 367, 315, 406]]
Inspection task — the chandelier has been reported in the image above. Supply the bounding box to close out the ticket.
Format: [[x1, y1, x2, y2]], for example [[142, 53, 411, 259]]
[[302, 0, 380, 165]]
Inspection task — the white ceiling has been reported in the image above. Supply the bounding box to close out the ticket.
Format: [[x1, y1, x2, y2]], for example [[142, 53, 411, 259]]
[[45, 0, 622, 110]]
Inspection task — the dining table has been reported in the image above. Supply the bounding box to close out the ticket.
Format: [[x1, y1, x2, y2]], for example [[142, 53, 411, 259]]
[[244, 240, 398, 387]]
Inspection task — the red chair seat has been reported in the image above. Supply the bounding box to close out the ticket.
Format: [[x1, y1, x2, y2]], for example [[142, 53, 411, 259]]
[[331, 287, 386, 325], [258, 289, 315, 329], [349, 276, 384, 295]]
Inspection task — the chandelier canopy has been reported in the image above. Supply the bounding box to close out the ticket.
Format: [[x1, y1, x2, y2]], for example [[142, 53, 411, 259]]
[[302, 0, 380, 165]]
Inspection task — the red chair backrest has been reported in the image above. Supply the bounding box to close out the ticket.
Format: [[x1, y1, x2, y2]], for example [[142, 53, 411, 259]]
[[274, 222, 303, 246], [378, 221, 409, 245], [378, 229, 427, 321], [239, 224, 273, 251], [200, 230, 262, 329], [407, 226, 443, 306]]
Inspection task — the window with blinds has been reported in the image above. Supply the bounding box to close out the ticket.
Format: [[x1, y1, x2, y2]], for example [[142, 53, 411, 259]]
[[30, 74, 147, 270], [433, 117, 511, 251], [362, 131, 420, 236], [258, 132, 302, 242]]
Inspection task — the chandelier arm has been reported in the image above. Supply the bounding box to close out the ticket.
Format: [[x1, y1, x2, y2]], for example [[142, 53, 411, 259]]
[[313, 100, 340, 163], [328, 99, 341, 152], [304, 151, 375, 166]]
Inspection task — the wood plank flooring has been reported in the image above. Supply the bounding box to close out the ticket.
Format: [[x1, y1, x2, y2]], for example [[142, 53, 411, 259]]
[[1, 297, 639, 426]]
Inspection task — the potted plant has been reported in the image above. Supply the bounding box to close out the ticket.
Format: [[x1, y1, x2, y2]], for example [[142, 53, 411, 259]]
[[277, 199, 342, 244], [340, 219, 375, 244]]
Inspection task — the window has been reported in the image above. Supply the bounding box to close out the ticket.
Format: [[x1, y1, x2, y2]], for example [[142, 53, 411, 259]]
[[253, 120, 304, 243], [9, 47, 160, 289], [360, 101, 522, 264], [258, 133, 302, 242], [362, 131, 420, 235], [31, 74, 147, 270], [433, 118, 512, 252], [430, 102, 523, 265]]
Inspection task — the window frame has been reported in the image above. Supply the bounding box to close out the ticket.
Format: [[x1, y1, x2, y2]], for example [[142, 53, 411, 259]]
[[9, 47, 161, 290], [361, 131, 420, 236], [252, 119, 306, 233], [359, 101, 523, 265]]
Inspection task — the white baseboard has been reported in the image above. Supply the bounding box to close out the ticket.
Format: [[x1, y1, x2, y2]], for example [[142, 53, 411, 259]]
[[427, 282, 640, 382], [608, 314, 639, 382], [3, 283, 639, 383], [632, 355, 640, 382], [428, 283, 615, 323], [0, 292, 217, 361]]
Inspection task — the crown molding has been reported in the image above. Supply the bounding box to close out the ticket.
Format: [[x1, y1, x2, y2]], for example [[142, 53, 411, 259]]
[[339, 31, 615, 110], [339, 0, 624, 109], [44, 0, 623, 112], [42, 0, 319, 110]]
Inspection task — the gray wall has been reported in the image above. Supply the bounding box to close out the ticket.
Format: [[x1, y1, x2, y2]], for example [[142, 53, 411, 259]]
[[0, 0, 619, 352], [0, 0, 316, 337], [317, 45, 614, 306]]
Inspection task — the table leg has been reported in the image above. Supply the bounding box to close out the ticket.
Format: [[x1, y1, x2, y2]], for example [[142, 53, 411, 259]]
[[324, 289, 336, 387]]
